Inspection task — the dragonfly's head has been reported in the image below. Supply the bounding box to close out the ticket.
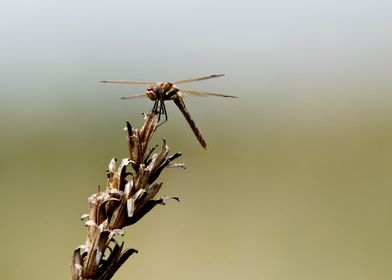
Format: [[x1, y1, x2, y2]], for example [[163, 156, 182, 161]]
[[146, 83, 162, 100]]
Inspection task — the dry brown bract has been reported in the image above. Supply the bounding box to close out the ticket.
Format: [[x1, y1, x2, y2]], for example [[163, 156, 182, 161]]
[[71, 111, 185, 280]]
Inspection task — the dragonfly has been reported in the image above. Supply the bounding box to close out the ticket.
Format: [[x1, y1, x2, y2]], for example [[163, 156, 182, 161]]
[[101, 74, 237, 150]]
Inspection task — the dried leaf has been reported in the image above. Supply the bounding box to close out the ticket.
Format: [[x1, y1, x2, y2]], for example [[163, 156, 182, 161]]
[[108, 158, 117, 173], [80, 214, 89, 220], [85, 220, 98, 227], [127, 197, 135, 218], [73, 109, 182, 280], [124, 180, 133, 197], [167, 163, 186, 169]]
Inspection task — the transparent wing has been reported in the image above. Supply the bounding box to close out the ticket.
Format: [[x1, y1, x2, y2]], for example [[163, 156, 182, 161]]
[[178, 88, 237, 98], [120, 93, 147, 100], [101, 80, 155, 85], [173, 74, 225, 84]]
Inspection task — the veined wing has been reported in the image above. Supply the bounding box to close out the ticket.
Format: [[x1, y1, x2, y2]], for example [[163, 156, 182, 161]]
[[120, 93, 147, 99], [101, 80, 155, 85], [178, 88, 237, 98], [173, 74, 225, 84]]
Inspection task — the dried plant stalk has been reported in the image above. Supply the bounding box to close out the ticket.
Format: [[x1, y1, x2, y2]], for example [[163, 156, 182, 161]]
[[71, 111, 185, 280]]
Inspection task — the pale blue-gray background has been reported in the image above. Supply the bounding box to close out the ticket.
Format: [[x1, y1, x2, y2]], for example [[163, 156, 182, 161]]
[[1, 1, 392, 279]]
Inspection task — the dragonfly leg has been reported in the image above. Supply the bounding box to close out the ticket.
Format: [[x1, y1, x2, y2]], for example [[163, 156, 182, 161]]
[[157, 100, 163, 123], [152, 99, 163, 125], [152, 100, 159, 113], [156, 101, 168, 128]]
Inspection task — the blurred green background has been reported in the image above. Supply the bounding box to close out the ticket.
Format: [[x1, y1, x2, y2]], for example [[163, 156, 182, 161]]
[[1, 0, 392, 279]]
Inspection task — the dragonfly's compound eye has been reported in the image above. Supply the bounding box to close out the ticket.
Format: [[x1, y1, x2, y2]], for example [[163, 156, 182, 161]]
[[147, 84, 161, 93], [146, 90, 157, 101]]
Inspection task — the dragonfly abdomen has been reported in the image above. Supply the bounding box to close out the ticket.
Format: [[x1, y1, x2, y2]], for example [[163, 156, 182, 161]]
[[171, 94, 208, 150]]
